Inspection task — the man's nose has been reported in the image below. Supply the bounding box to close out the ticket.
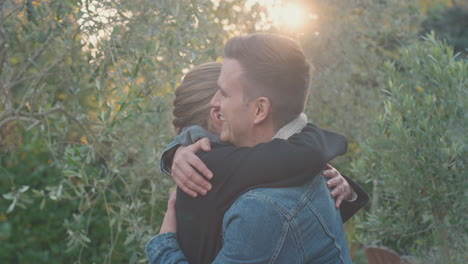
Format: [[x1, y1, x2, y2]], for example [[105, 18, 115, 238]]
[[210, 91, 221, 108]]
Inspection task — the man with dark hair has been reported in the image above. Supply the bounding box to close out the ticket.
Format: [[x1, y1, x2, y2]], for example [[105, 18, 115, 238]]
[[147, 33, 360, 263], [212, 33, 312, 147], [223, 33, 311, 129]]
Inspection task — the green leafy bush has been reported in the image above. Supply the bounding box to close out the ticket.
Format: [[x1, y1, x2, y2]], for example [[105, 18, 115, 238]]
[[353, 34, 467, 263], [0, 128, 76, 262], [421, 3, 468, 55]]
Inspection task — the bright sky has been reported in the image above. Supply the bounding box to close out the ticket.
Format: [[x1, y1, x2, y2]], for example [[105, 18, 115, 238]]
[[79, 3, 117, 52], [248, 0, 317, 31], [80, 0, 316, 52]]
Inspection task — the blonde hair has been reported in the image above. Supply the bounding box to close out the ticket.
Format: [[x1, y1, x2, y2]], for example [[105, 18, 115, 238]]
[[172, 62, 222, 134]]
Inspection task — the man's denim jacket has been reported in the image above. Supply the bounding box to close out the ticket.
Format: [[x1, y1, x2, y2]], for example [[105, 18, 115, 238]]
[[147, 175, 351, 263], [148, 126, 352, 263]]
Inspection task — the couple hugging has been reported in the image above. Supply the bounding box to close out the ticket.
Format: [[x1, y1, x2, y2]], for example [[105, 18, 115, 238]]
[[146, 33, 369, 264]]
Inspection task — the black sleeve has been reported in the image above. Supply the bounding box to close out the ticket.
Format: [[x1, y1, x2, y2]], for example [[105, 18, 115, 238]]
[[196, 123, 348, 204], [339, 174, 370, 222]]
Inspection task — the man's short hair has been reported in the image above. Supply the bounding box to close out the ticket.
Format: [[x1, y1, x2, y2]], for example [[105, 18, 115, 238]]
[[224, 33, 311, 129]]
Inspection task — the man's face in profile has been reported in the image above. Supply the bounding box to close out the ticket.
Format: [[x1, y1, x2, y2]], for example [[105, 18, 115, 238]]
[[210, 59, 255, 147]]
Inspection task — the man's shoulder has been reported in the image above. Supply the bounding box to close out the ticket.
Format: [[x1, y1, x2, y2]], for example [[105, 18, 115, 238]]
[[243, 176, 324, 200]]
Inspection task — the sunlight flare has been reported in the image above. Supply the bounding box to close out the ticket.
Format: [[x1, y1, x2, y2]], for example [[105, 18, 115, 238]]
[[248, 1, 318, 32]]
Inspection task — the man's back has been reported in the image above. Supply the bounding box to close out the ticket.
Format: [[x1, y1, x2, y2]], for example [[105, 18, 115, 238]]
[[215, 176, 351, 264]]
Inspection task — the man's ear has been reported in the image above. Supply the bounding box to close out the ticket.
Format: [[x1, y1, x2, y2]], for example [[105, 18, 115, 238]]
[[209, 108, 223, 134], [253, 97, 271, 125]]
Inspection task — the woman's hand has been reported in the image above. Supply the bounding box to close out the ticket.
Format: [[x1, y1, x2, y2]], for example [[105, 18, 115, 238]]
[[322, 164, 356, 208], [159, 190, 178, 234]]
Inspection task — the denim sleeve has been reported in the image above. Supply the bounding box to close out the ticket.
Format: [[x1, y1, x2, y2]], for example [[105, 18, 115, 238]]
[[212, 193, 300, 264], [158, 140, 181, 176], [158, 125, 221, 176], [175, 125, 221, 146], [146, 232, 189, 264]]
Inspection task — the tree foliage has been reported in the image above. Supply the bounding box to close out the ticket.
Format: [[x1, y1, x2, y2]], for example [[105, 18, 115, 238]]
[[352, 34, 467, 263], [1, 0, 264, 262], [281, 0, 424, 167], [421, 3, 468, 55]]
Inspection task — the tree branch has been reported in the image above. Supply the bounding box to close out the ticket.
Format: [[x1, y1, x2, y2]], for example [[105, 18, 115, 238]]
[[0, 116, 38, 129], [11, 37, 52, 87], [0, 4, 7, 78], [0, 0, 11, 110], [0, 109, 12, 123], [0, 105, 62, 130], [18, 105, 63, 117]]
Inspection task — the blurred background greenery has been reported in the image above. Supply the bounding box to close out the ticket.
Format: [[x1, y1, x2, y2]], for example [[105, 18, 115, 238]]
[[0, 0, 466, 263]]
